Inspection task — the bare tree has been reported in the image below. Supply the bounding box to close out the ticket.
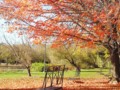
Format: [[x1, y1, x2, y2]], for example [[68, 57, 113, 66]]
[[4, 34, 33, 76]]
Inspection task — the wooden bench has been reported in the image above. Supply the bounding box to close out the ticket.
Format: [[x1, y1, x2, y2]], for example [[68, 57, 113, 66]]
[[41, 65, 65, 90]]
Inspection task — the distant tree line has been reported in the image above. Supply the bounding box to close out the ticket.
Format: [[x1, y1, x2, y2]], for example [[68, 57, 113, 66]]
[[0, 43, 110, 77]]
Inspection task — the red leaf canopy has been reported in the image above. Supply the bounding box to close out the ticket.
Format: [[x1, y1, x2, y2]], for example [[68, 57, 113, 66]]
[[0, 0, 120, 47]]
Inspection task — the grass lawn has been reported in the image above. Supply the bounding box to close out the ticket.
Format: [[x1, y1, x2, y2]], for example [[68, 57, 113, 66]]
[[0, 68, 110, 79], [64, 68, 109, 78]]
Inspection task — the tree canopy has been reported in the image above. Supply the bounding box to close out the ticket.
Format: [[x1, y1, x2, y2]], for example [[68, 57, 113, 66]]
[[0, 0, 119, 48]]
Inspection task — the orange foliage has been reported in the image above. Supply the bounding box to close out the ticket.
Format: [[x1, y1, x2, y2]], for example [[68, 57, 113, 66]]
[[33, 38, 41, 44], [0, 0, 120, 48]]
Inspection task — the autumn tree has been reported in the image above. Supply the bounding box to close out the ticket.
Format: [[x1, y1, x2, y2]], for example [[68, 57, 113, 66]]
[[14, 44, 33, 76], [4, 34, 34, 76], [52, 45, 99, 76], [1, 0, 120, 83]]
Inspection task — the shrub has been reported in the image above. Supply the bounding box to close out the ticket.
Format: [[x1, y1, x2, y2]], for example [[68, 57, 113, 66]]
[[31, 63, 46, 72], [31, 63, 65, 72]]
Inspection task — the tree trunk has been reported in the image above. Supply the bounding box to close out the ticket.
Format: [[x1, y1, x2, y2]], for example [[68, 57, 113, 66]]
[[66, 58, 81, 77], [27, 67, 31, 77], [110, 48, 120, 83], [75, 67, 81, 77]]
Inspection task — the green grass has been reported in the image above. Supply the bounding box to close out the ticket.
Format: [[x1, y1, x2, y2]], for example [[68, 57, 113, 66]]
[[64, 68, 109, 78], [0, 68, 110, 79], [0, 70, 45, 78]]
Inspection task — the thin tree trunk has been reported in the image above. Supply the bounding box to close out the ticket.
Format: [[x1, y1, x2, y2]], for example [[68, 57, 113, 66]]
[[66, 57, 81, 77], [75, 67, 81, 77], [27, 67, 31, 77]]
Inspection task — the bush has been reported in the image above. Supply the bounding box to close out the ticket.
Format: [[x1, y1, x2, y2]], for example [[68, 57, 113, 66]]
[[31, 63, 46, 72], [31, 63, 65, 72]]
